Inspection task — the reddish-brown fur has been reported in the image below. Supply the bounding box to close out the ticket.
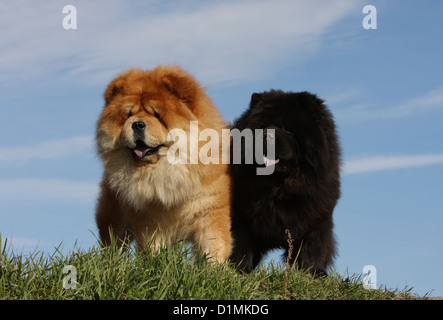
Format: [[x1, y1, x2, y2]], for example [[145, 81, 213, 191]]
[[95, 65, 232, 261]]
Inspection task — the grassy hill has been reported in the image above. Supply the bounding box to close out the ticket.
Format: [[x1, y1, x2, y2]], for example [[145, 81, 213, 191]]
[[0, 236, 418, 300]]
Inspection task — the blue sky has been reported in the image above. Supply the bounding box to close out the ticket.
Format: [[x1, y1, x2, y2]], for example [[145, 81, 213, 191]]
[[1, 1, 442, 297]]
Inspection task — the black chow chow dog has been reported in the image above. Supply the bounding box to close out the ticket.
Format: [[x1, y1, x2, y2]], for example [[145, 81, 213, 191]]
[[229, 90, 341, 275]]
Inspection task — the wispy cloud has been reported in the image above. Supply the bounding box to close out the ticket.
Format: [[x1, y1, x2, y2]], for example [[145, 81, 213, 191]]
[[325, 87, 364, 107], [0, 179, 99, 203], [343, 153, 443, 175], [0, 136, 94, 165], [0, 0, 359, 86], [335, 86, 443, 123]]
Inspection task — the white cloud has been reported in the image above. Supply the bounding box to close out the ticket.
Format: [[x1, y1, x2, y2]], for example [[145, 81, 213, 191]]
[[343, 153, 443, 175], [0, 179, 99, 203], [325, 87, 364, 106], [335, 86, 443, 123], [0, 136, 97, 203], [0, 136, 94, 165], [0, 0, 359, 86], [379, 87, 443, 119]]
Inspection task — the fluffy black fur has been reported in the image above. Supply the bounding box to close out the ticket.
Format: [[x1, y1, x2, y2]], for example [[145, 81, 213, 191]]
[[229, 90, 341, 275]]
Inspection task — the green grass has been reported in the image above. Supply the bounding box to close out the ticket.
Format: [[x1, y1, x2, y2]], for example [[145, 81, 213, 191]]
[[0, 236, 419, 300]]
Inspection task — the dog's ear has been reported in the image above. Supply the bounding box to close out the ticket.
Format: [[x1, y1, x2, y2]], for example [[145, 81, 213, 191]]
[[103, 76, 125, 105], [250, 93, 263, 108], [161, 67, 200, 111]]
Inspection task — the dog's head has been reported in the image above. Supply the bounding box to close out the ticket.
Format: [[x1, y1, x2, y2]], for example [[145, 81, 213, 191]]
[[97, 65, 209, 165], [234, 90, 334, 179]]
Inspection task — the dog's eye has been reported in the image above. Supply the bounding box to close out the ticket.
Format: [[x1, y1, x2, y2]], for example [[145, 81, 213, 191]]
[[154, 111, 160, 119], [128, 110, 133, 117]]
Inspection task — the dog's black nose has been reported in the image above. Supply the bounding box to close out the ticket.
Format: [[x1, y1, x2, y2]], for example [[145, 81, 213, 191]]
[[132, 121, 146, 132]]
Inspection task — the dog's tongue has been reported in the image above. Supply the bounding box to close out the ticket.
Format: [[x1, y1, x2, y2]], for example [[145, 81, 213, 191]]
[[134, 147, 150, 158], [263, 155, 279, 167]]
